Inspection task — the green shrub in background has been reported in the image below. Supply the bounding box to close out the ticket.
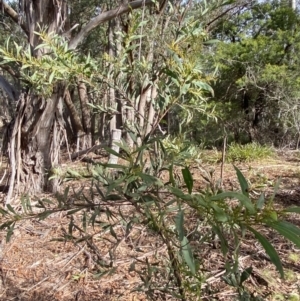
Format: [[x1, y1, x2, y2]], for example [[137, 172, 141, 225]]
[[226, 143, 275, 163]]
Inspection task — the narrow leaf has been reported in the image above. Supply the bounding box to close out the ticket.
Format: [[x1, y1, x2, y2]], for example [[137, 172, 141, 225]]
[[234, 165, 249, 197], [49, 71, 55, 84], [182, 167, 193, 194], [247, 226, 283, 278], [256, 193, 265, 210], [210, 203, 228, 222], [38, 210, 56, 220], [6, 222, 15, 243], [212, 225, 228, 255], [110, 226, 118, 241], [283, 206, 300, 214], [82, 211, 87, 233], [181, 236, 196, 275], [169, 187, 192, 201], [103, 146, 128, 160], [268, 221, 300, 248], [175, 210, 184, 241], [240, 267, 253, 284], [211, 192, 255, 214], [271, 178, 281, 201], [6, 204, 17, 215]]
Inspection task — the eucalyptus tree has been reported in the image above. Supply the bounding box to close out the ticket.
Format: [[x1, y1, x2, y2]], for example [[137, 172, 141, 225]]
[[0, 0, 170, 202]]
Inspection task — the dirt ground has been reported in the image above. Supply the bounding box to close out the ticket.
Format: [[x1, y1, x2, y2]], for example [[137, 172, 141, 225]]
[[0, 151, 300, 301]]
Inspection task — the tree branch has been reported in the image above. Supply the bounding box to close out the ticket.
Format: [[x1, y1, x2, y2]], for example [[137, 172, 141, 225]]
[[69, 0, 153, 49], [0, 0, 28, 35], [205, 1, 252, 31]]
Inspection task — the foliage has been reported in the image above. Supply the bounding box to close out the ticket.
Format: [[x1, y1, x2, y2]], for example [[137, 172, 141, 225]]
[[0, 31, 97, 96], [226, 143, 275, 163], [161, 135, 201, 165], [195, 0, 300, 147], [1, 136, 300, 300]]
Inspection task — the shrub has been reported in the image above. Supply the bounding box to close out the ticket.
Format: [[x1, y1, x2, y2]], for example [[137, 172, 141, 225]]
[[227, 142, 274, 163], [1, 135, 299, 300]]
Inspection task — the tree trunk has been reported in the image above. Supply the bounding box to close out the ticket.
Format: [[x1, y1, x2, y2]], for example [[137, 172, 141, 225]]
[[125, 106, 135, 148], [108, 129, 122, 164], [6, 86, 64, 203], [145, 85, 157, 135], [77, 82, 92, 149], [63, 88, 84, 147]]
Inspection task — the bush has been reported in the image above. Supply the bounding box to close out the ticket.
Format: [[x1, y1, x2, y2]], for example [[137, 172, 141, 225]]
[[227, 143, 274, 163], [1, 136, 299, 300]]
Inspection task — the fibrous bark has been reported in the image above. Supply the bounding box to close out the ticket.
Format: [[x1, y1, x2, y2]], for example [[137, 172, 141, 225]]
[[6, 87, 64, 203]]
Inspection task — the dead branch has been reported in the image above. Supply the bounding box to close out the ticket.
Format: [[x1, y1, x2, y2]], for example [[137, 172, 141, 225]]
[[71, 143, 108, 161]]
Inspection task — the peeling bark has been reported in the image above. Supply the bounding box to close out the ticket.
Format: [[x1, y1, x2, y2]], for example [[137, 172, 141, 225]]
[[6, 87, 64, 203], [77, 82, 92, 149]]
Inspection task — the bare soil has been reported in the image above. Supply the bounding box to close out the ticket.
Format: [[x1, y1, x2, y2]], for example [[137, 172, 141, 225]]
[[0, 151, 300, 301]]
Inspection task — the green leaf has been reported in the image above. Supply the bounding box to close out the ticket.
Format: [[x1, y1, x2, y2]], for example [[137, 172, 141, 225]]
[[240, 267, 253, 284], [66, 208, 82, 215], [38, 210, 57, 220], [175, 210, 184, 241], [283, 206, 300, 214], [276, 221, 300, 236], [0, 207, 8, 215], [212, 225, 228, 255], [193, 81, 214, 94], [203, 39, 220, 45], [256, 194, 265, 210], [169, 164, 175, 187], [268, 211, 278, 221], [0, 221, 13, 230], [125, 221, 133, 237], [40, 198, 54, 205], [110, 226, 118, 241], [103, 146, 129, 161], [247, 226, 283, 278], [181, 236, 196, 275], [82, 211, 87, 233], [182, 166, 193, 194], [271, 178, 281, 201], [169, 187, 192, 201], [139, 173, 164, 187], [268, 221, 300, 248], [234, 165, 249, 197], [6, 222, 15, 243], [6, 204, 17, 215], [210, 203, 228, 222], [128, 131, 138, 144], [211, 192, 255, 214], [66, 169, 82, 179], [63, 187, 70, 201], [105, 194, 123, 201], [89, 207, 101, 228], [49, 71, 55, 84]]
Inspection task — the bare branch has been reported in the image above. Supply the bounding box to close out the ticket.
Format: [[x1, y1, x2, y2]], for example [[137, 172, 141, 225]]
[[206, 1, 253, 32], [69, 0, 153, 49], [0, 0, 28, 35]]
